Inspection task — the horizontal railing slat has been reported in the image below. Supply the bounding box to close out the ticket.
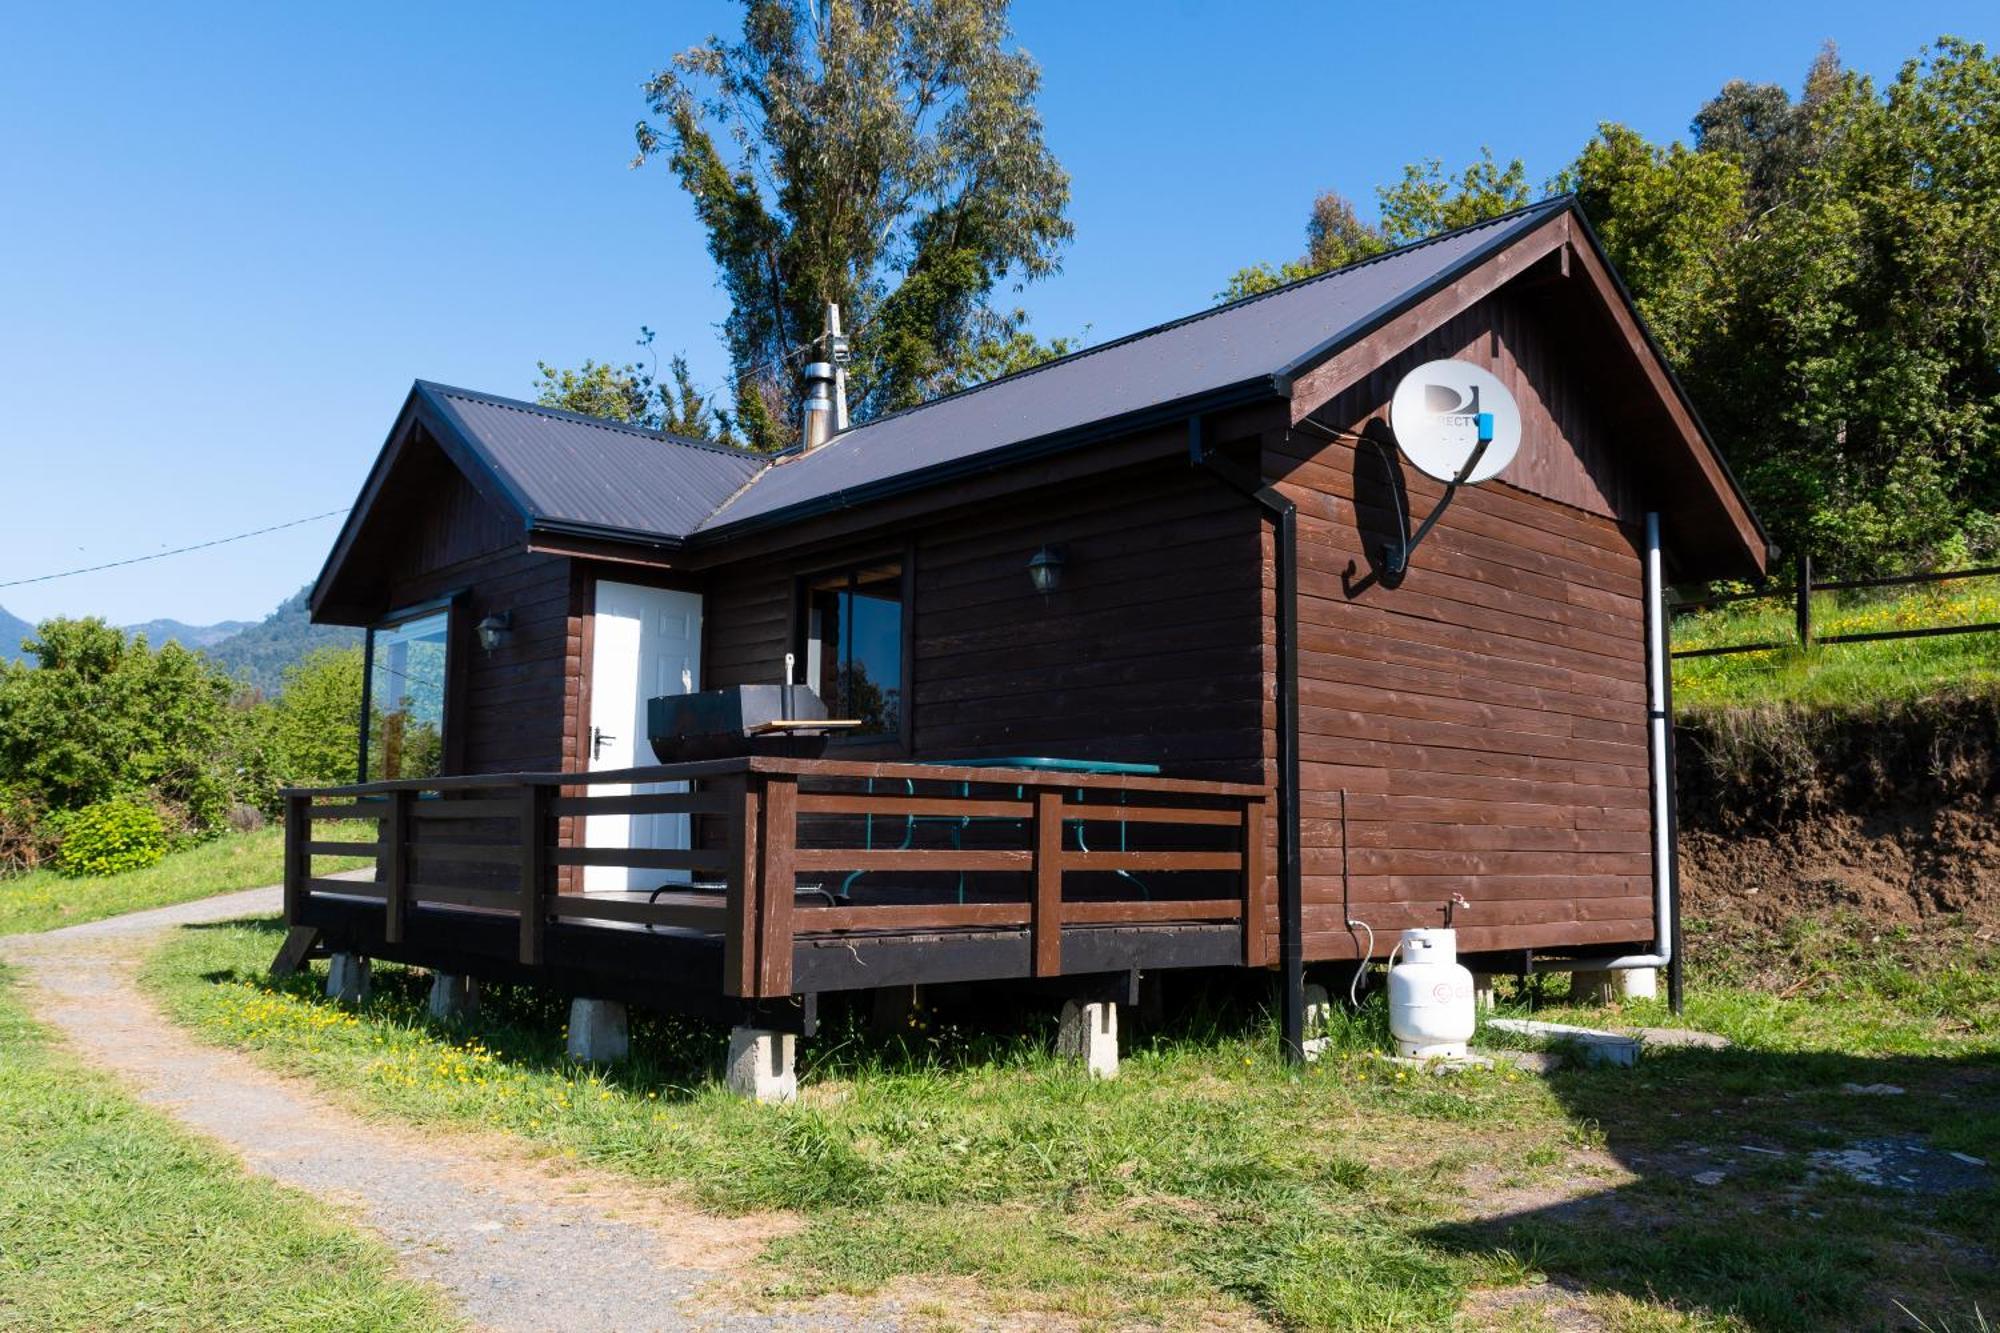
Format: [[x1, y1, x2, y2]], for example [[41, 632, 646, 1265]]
[[308, 802, 382, 821], [1062, 898, 1242, 924], [549, 896, 727, 931], [795, 794, 1033, 819], [1065, 805, 1243, 826], [408, 883, 518, 909], [306, 877, 383, 898], [1059, 851, 1244, 872], [548, 792, 730, 818], [304, 840, 379, 857], [407, 843, 520, 866], [795, 902, 1032, 932], [408, 798, 519, 820], [792, 849, 1032, 872], [547, 847, 730, 872]]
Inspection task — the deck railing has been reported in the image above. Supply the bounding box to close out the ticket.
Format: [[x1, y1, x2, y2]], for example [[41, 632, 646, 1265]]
[[284, 757, 1271, 998]]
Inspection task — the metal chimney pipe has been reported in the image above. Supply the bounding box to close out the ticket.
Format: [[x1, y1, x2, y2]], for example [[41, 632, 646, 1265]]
[[801, 361, 835, 451]]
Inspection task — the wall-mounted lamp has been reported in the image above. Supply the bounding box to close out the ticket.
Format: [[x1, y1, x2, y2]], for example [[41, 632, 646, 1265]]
[[476, 610, 513, 653], [1026, 545, 1065, 595]]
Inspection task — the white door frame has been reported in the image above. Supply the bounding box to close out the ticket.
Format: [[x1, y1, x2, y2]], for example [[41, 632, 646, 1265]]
[[582, 578, 703, 893]]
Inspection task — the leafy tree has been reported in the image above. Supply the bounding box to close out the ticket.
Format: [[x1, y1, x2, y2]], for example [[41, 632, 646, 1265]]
[[0, 619, 236, 832], [634, 0, 1073, 447], [535, 330, 729, 440], [1562, 125, 1744, 363], [269, 646, 363, 792], [1215, 150, 1527, 303], [1375, 149, 1531, 244]]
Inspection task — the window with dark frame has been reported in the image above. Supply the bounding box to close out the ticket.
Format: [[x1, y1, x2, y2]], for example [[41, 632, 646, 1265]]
[[361, 603, 452, 781], [799, 560, 904, 739]]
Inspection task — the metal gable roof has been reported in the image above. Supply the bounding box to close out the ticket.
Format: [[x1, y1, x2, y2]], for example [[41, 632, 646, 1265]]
[[414, 382, 766, 544], [387, 200, 1579, 551], [695, 199, 1571, 535]]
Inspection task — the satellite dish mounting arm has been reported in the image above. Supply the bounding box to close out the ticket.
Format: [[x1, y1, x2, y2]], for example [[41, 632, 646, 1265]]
[[1381, 412, 1494, 577]]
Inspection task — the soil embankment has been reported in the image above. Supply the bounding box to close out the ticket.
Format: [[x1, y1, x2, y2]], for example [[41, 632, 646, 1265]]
[[1675, 691, 2000, 947]]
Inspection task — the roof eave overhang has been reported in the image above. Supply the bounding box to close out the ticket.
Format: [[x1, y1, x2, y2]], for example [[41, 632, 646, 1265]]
[[688, 376, 1286, 549]]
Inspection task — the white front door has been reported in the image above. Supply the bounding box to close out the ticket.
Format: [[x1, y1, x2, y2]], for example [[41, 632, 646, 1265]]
[[584, 581, 703, 892]]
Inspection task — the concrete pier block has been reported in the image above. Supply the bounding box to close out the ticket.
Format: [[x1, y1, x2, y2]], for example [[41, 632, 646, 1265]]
[[1573, 968, 1656, 1005], [725, 1027, 797, 1104], [427, 973, 480, 1022], [325, 952, 370, 1004], [1471, 973, 1499, 1012], [566, 998, 629, 1063], [1057, 1000, 1119, 1079]]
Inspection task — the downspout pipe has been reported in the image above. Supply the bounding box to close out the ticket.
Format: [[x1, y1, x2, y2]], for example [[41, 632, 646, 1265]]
[[1189, 417, 1307, 1064], [1542, 510, 1675, 979]]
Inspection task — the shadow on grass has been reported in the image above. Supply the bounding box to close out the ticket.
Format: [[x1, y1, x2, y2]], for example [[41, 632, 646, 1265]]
[[1425, 1040, 2000, 1330]]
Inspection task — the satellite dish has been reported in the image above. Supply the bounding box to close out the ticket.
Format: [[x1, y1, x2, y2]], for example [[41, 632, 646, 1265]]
[[1389, 359, 1521, 484]]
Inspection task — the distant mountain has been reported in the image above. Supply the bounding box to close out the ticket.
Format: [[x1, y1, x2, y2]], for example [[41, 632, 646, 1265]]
[[0, 605, 31, 663], [204, 585, 361, 696], [122, 617, 254, 650]]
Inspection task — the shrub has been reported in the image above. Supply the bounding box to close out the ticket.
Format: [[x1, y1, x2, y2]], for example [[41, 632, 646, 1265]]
[[53, 798, 169, 878], [0, 783, 53, 876]]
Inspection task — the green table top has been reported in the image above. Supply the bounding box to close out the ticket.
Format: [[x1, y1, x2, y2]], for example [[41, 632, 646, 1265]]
[[926, 756, 1162, 776]]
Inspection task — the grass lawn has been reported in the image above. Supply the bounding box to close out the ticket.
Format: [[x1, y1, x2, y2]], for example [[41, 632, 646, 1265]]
[[0, 961, 453, 1332], [1671, 575, 2000, 710], [144, 918, 2000, 1332], [0, 822, 369, 937]]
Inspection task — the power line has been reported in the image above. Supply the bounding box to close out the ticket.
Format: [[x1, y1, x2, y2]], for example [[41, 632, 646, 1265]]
[[0, 508, 351, 590]]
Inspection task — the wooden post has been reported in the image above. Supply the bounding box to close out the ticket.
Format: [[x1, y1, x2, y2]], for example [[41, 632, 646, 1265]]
[[384, 788, 412, 945], [1796, 553, 1813, 651], [1242, 795, 1270, 967], [722, 776, 759, 998], [1032, 787, 1063, 977], [517, 783, 549, 966], [755, 775, 798, 997], [282, 792, 309, 926]]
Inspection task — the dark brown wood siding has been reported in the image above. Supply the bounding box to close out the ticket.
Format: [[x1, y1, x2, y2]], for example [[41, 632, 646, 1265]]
[[703, 462, 1267, 783], [1273, 289, 1656, 960], [367, 439, 572, 777]]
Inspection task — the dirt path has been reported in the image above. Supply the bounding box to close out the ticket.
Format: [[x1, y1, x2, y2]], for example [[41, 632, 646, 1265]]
[[0, 889, 902, 1332]]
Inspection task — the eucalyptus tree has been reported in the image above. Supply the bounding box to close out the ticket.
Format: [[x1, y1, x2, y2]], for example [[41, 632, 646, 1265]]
[[634, 0, 1072, 449]]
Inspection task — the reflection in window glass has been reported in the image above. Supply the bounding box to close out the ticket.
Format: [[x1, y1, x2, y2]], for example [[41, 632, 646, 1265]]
[[367, 608, 449, 780], [803, 563, 902, 737]]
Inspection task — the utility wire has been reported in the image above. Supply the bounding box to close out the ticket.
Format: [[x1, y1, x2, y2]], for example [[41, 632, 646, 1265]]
[[0, 508, 350, 590]]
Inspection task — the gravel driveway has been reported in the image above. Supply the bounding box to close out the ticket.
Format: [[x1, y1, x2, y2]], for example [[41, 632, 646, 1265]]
[[0, 888, 905, 1332]]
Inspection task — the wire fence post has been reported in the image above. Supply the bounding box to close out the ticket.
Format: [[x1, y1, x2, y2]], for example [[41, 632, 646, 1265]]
[[1795, 554, 1813, 652]]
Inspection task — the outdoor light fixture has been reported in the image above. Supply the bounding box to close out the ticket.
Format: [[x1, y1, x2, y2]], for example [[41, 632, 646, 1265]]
[[476, 610, 513, 653], [1026, 545, 1065, 595]]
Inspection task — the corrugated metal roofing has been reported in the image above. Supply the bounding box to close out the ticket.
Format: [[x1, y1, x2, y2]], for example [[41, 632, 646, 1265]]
[[697, 200, 1568, 534], [417, 383, 765, 542], [412, 200, 1567, 545]]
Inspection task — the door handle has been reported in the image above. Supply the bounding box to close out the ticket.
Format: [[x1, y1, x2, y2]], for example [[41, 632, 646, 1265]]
[[592, 726, 616, 760]]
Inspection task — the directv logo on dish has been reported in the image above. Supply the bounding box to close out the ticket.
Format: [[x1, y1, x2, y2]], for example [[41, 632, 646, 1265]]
[[1419, 382, 1489, 456], [1388, 358, 1523, 485]]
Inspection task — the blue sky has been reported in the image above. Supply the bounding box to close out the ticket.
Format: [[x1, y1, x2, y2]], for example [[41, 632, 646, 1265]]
[[1, 1, 1989, 627]]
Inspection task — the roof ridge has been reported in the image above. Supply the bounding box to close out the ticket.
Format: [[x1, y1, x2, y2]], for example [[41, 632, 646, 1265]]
[[812, 195, 1571, 448], [415, 380, 765, 462]]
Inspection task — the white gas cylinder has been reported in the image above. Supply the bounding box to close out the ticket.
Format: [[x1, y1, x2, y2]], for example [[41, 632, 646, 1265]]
[[1387, 928, 1477, 1058]]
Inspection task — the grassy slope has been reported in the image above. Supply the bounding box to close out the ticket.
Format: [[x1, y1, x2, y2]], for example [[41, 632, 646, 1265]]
[[147, 919, 2000, 1332], [0, 824, 368, 937], [1672, 577, 2000, 711], [0, 962, 453, 1332]]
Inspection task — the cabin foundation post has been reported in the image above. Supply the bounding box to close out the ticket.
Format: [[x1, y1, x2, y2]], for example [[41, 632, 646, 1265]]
[[1572, 969, 1656, 1005], [427, 973, 479, 1022], [1299, 982, 1334, 1061], [1057, 1000, 1119, 1079], [325, 952, 370, 1004], [566, 998, 628, 1063], [1471, 974, 1499, 1011], [725, 1027, 797, 1103]]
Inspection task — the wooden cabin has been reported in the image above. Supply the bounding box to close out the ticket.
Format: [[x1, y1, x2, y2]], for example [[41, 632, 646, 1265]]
[[286, 197, 1766, 1064]]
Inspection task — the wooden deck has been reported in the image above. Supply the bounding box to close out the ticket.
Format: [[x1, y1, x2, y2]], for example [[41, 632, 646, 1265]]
[[282, 758, 1272, 1028]]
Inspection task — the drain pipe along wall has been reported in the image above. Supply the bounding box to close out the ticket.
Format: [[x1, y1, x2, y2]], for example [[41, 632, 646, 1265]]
[[1189, 417, 1306, 1063], [1542, 510, 1675, 980]]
